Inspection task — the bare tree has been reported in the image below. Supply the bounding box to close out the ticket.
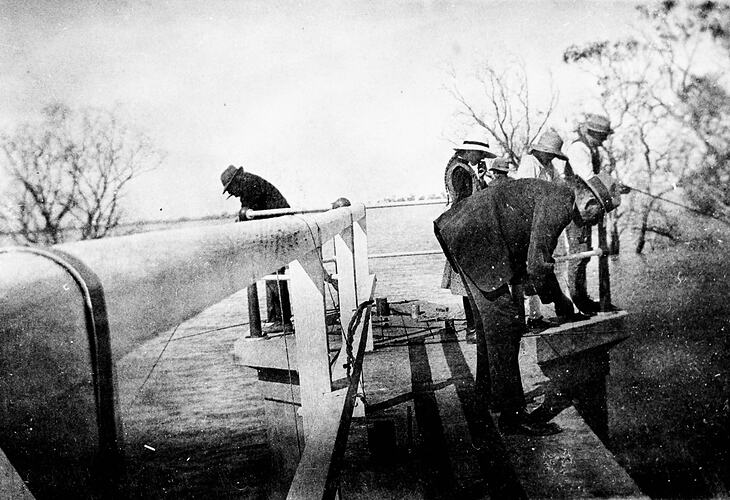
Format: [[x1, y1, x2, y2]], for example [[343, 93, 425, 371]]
[[1, 103, 163, 245], [448, 61, 558, 165], [563, 1, 730, 253]]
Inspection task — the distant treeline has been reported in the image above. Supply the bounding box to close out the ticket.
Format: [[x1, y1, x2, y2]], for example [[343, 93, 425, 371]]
[[376, 192, 446, 203]]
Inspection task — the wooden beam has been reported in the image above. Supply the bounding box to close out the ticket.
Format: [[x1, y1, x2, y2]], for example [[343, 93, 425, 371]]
[[597, 215, 612, 311], [290, 249, 331, 436], [335, 221, 357, 346], [287, 274, 376, 500], [353, 216, 372, 352]]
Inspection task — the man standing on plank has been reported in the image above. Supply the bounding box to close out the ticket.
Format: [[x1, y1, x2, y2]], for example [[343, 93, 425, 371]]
[[221, 165, 293, 333], [434, 172, 622, 435]]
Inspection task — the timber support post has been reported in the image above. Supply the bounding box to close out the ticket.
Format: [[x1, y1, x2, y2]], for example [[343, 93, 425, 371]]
[[247, 285, 263, 337], [597, 215, 612, 311]]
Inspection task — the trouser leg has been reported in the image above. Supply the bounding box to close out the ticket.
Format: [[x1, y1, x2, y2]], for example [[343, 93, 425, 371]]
[[526, 294, 542, 320], [266, 268, 292, 324], [463, 278, 526, 414], [566, 221, 592, 301], [463, 296, 475, 330]]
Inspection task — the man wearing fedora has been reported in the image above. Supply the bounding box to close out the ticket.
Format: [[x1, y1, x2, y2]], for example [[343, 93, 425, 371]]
[[564, 114, 614, 315], [221, 165, 293, 333], [515, 128, 582, 329], [434, 171, 622, 436], [487, 157, 513, 187], [441, 134, 497, 343]]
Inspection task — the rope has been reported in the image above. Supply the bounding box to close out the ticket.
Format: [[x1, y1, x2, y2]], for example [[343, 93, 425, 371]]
[[626, 184, 730, 227], [344, 300, 374, 379]]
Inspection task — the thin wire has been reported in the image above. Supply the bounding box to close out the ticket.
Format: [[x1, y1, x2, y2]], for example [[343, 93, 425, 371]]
[[292, 214, 339, 306], [129, 323, 181, 407], [273, 269, 303, 457], [627, 184, 730, 227], [170, 322, 249, 341], [284, 334, 303, 456]]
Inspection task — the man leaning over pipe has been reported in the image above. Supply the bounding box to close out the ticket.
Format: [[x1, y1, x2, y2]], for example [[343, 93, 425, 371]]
[[221, 165, 293, 334], [563, 114, 615, 315], [433, 172, 622, 435]]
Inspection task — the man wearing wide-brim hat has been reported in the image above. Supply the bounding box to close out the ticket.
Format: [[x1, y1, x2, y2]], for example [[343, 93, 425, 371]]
[[441, 133, 497, 343], [433, 172, 622, 436], [449, 136, 498, 196], [515, 128, 583, 329], [515, 128, 568, 183], [220, 165, 293, 333], [563, 113, 615, 315]]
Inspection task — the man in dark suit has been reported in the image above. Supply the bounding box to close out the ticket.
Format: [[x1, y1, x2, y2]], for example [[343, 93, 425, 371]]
[[434, 173, 621, 435], [221, 165, 293, 333]]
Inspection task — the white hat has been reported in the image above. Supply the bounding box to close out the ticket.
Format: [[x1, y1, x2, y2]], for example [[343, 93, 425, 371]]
[[453, 135, 497, 158]]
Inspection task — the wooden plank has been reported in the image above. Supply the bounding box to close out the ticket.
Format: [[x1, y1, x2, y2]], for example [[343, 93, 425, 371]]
[[290, 249, 331, 436], [529, 310, 628, 336], [0, 447, 35, 500], [287, 274, 376, 500], [597, 215, 612, 311], [335, 222, 357, 357], [353, 216, 372, 352], [505, 335, 647, 499]]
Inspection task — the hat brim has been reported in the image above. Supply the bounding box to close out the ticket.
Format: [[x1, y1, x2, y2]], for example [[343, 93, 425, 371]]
[[453, 145, 497, 158], [584, 124, 614, 136], [529, 146, 568, 162], [586, 128, 613, 136], [222, 167, 244, 194], [584, 175, 619, 212]]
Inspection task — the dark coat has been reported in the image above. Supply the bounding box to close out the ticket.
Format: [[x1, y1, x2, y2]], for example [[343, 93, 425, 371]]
[[488, 174, 513, 188], [235, 172, 290, 210], [444, 154, 480, 204], [434, 178, 575, 303]]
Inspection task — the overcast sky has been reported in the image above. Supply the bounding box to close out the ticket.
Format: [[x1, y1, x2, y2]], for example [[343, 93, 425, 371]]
[[0, 0, 640, 221]]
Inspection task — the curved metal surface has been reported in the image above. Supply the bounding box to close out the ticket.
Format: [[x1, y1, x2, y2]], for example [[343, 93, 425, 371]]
[[0, 203, 365, 497], [0, 246, 122, 497], [0, 204, 364, 361]]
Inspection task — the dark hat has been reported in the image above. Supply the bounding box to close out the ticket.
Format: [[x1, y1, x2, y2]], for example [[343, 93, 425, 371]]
[[584, 114, 613, 135], [584, 172, 621, 212], [489, 157, 511, 173], [529, 128, 568, 161], [221, 165, 243, 195]]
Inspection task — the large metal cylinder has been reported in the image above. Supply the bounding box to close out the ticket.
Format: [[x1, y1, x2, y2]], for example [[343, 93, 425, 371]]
[[0, 203, 365, 497]]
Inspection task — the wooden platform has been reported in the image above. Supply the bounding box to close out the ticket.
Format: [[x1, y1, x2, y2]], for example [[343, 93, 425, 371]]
[[332, 308, 647, 499]]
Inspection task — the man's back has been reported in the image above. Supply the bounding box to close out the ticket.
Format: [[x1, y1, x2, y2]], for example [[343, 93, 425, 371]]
[[435, 179, 574, 295], [236, 172, 289, 210]]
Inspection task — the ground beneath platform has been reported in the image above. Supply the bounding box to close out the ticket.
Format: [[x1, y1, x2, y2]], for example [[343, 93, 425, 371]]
[[113, 281, 642, 499], [338, 310, 645, 499]]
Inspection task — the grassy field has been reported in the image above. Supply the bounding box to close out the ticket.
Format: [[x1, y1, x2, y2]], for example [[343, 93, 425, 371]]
[[607, 242, 730, 498]]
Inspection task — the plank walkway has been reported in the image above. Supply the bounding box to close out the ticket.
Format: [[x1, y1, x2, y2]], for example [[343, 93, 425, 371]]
[[4, 283, 645, 498], [335, 307, 647, 499]]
